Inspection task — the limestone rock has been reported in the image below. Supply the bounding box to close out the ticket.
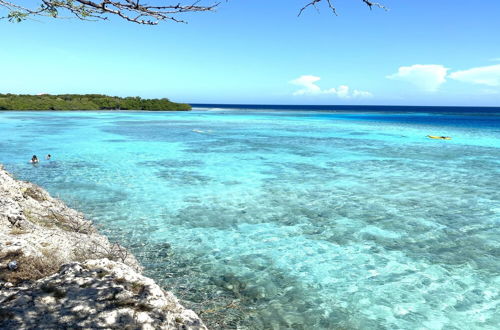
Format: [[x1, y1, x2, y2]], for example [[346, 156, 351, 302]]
[[0, 165, 207, 329], [0, 259, 205, 329], [7, 261, 17, 271]]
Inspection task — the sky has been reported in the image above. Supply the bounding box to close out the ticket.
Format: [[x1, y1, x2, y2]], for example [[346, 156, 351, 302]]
[[1, 0, 500, 106]]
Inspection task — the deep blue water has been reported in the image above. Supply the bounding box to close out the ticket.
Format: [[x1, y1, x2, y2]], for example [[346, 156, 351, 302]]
[[191, 103, 500, 114], [0, 106, 499, 329]]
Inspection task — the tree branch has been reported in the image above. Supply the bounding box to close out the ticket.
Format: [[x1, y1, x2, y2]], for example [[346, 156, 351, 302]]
[[299, 0, 387, 17], [1, 0, 219, 24], [1, 0, 387, 24]]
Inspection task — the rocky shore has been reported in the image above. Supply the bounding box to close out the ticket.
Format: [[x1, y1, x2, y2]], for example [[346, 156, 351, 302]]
[[0, 165, 206, 329]]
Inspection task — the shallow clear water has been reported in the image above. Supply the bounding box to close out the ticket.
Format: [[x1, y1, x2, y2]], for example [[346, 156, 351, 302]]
[[1, 109, 499, 329]]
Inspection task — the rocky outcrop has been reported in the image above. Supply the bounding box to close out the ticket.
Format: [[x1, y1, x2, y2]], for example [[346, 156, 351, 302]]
[[0, 165, 206, 329]]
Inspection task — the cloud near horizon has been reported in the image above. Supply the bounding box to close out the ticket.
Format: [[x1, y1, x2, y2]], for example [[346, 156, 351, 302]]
[[449, 64, 500, 87], [386, 64, 449, 92], [290, 75, 373, 98]]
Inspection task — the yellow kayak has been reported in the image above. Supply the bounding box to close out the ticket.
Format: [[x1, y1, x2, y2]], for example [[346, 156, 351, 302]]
[[427, 135, 452, 140]]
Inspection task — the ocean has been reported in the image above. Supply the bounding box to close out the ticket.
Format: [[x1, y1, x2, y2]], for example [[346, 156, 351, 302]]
[[1, 105, 499, 329]]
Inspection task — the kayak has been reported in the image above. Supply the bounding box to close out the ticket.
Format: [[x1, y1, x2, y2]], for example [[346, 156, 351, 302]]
[[427, 135, 452, 140]]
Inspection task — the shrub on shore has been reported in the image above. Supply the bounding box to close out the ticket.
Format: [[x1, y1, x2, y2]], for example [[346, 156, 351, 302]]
[[0, 93, 191, 111]]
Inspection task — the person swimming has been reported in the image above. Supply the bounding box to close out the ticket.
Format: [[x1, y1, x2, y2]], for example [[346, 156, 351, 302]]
[[30, 155, 39, 163], [46, 154, 51, 160]]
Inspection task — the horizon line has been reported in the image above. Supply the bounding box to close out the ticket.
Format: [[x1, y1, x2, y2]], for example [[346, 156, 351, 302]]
[[189, 103, 500, 109]]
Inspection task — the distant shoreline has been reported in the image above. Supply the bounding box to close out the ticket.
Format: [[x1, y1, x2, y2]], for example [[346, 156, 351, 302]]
[[0, 93, 191, 111], [0, 109, 190, 112]]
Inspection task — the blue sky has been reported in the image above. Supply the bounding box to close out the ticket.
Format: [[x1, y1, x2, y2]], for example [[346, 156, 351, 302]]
[[1, 0, 500, 106]]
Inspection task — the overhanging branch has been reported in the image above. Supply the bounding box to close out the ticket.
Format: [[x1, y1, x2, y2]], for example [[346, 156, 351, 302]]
[[1, 0, 219, 24], [299, 0, 387, 17], [1, 0, 387, 24]]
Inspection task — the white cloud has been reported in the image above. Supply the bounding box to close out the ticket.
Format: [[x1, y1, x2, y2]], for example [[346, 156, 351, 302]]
[[449, 64, 500, 87], [386, 64, 449, 92], [290, 75, 373, 98], [352, 89, 374, 98], [290, 75, 322, 95]]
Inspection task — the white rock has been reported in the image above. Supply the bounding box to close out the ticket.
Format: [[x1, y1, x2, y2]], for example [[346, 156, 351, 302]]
[[0, 165, 207, 329]]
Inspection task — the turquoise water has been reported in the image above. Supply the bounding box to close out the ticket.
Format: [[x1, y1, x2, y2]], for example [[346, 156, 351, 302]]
[[1, 109, 499, 329]]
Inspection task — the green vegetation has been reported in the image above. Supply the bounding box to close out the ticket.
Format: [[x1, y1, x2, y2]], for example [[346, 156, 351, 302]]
[[0, 94, 191, 111]]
